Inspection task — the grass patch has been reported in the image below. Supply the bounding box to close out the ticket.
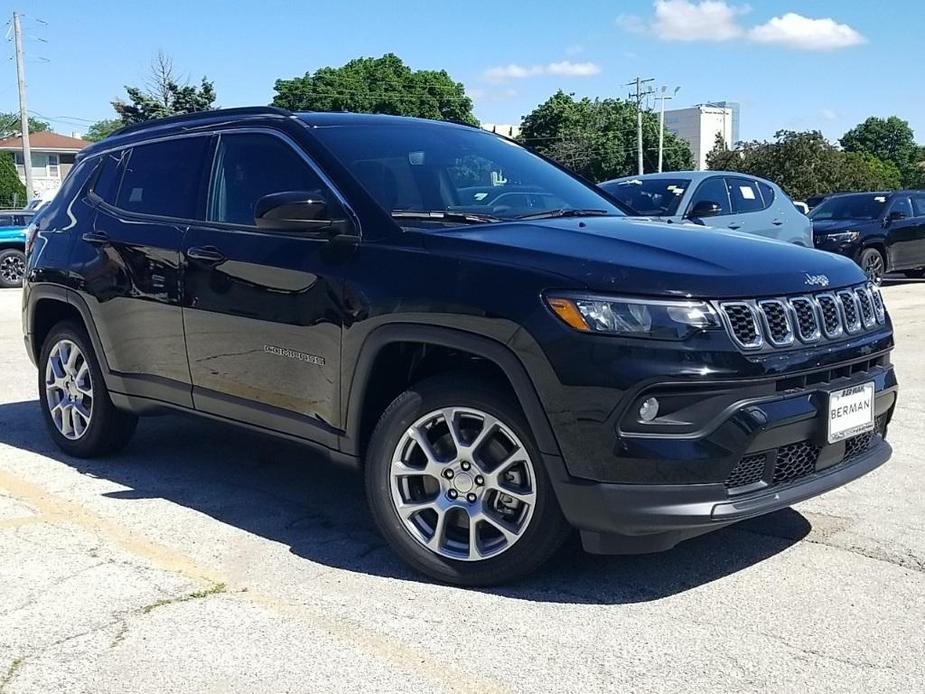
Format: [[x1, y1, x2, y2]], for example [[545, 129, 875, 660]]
[[141, 582, 226, 615], [0, 658, 24, 692]]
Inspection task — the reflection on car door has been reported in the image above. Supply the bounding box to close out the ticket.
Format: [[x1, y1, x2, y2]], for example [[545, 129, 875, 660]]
[[182, 130, 345, 445], [73, 137, 211, 407]]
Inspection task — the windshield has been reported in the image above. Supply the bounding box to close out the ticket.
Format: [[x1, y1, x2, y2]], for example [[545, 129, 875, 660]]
[[599, 178, 690, 216], [310, 123, 625, 226], [809, 194, 888, 221]]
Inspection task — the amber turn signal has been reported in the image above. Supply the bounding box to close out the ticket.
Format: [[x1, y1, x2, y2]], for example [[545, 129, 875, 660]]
[[546, 297, 590, 332]]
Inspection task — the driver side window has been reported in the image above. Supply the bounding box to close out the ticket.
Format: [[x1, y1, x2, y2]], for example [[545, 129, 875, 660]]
[[208, 132, 330, 227], [687, 177, 732, 216], [888, 195, 913, 219]]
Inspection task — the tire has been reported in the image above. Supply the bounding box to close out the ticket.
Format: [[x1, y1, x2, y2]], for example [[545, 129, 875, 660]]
[[858, 247, 886, 284], [0, 248, 26, 288], [365, 374, 571, 586], [902, 268, 925, 279], [38, 320, 138, 457]]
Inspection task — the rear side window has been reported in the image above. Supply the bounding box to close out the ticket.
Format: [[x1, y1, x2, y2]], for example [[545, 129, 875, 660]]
[[728, 177, 765, 213], [117, 137, 209, 219], [90, 151, 126, 205], [911, 194, 925, 217], [889, 195, 913, 218], [208, 132, 330, 226], [688, 177, 731, 216]]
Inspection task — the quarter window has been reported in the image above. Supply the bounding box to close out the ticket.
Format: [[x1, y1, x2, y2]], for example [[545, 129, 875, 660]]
[[889, 195, 913, 218], [208, 133, 330, 226], [757, 181, 775, 208], [911, 194, 925, 217], [90, 151, 126, 206], [116, 137, 209, 219], [687, 177, 731, 216], [728, 177, 764, 214]]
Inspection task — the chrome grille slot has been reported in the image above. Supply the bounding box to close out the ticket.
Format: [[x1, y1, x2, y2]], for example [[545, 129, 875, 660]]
[[789, 297, 821, 343], [757, 300, 794, 346], [855, 286, 875, 328], [720, 302, 762, 349], [816, 293, 843, 338], [837, 290, 862, 334], [870, 286, 885, 323]]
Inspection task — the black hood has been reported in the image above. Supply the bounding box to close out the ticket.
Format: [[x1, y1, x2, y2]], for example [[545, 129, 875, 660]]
[[812, 218, 875, 233], [423, 216, 864, 299]]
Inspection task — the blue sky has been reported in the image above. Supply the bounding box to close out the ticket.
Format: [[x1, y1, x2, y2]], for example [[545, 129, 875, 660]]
[[4, 0, 924, 143]]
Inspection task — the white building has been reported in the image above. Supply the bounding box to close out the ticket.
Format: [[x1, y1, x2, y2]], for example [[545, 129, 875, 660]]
[[663, 105, 734, 170], [481, 123, 521, 139]]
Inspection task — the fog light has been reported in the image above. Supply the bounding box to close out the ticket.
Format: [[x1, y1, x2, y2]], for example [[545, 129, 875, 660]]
[[639, 397, 660, 422]]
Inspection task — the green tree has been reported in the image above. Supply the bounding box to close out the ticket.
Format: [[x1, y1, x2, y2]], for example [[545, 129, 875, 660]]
[[518, 90, 694, 181], [83, 118, 122, 142], [272, 53, 477, 125], [0, 113, 50, 139], [0, 151, 26, 207], [707, 129, 901, 201], [112, 52, 216, 125], [841, 116, 922, 187]]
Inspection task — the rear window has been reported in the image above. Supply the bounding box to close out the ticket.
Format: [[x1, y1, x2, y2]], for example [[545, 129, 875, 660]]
[[600, 178, 690, 216], [116, 137, 209, 219]]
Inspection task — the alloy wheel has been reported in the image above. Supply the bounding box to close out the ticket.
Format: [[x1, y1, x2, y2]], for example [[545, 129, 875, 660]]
[[0, 253, 25, 285], [44, 339, 94, 440], [863, 252, 885, 284], [389, 407, 537, 561]]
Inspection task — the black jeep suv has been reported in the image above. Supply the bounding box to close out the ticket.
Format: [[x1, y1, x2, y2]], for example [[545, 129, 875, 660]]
[[22, 108, 897, 585]]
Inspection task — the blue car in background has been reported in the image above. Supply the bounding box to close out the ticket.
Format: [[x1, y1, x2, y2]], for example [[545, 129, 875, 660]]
[[599, 171, 812, 246], [0, 210, 34, 288]]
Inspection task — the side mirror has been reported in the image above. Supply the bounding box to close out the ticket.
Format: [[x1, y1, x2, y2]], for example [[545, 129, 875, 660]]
[[688, 200, 723, 219], [254, 190, 348, 234], [886, 210, 906, 224]]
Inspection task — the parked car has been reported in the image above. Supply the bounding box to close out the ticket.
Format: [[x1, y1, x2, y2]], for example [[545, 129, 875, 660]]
[[599, 172, 812, 246], [22, 108, 896, 585], [805, 195, 829, 211], [0, 210, 33, 288], [810, 191, 925, 283]]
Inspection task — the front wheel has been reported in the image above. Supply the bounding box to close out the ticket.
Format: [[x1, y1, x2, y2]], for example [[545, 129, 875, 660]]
[[365, 375, 570, 586], [858, 248, 886, 284], [0, 248, 26, 288]]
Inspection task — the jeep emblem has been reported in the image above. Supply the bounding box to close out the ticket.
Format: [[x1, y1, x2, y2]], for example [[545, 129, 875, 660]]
[[804, 273, 830, 287]]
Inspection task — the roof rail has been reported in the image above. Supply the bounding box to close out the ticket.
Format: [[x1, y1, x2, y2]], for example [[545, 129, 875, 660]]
[[109, 106, 293, 138]]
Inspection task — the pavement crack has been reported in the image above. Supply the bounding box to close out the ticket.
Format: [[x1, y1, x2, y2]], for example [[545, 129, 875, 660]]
[[140, 581, 227, 614]]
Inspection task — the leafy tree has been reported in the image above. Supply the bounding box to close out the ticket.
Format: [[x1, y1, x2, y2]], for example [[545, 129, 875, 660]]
[[841, 116, 922, 187], [707, 129, 901, 201], [518, 90, 694, 181], [0, 151, 26, 207], [0, 113, 50, 139], [272, 53, 477, 125], [83, 119, 122, 142], [112, 52, 216, 125]]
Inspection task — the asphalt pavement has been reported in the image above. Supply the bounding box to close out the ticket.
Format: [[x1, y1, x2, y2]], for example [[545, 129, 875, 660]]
[[0, 280, 922, 693]]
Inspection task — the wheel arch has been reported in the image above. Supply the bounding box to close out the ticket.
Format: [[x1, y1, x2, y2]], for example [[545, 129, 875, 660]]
[[341, 324, 561, 461]]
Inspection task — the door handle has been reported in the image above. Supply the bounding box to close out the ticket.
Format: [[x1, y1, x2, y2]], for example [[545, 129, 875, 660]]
[[81, 231, 110, 245], [727, 223, 742, 230], [772, 220, 784, 226], [187, 245, 226, 263]]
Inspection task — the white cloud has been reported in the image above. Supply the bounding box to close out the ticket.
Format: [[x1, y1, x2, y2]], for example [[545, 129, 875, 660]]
[[483, 61, 601, 82], [821, 108, 838, 121], [651, 0, 749, 42], [748, 13, 866, 50]]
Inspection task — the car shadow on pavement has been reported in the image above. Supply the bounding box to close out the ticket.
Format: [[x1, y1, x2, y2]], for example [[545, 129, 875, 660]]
[[0, 399, 810, 605]]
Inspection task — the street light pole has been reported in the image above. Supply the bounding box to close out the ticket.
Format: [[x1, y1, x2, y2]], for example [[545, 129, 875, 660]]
[[626, 76, 654, 176], [13, 11, 34, 204], [656, 86, 680, 174]]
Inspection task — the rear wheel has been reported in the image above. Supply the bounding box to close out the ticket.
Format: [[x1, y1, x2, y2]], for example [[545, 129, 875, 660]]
[[859, 248, 885, 284], [38, 321, 138, 457], [0, 248, 26, 288], [365, 375, 570, 585]]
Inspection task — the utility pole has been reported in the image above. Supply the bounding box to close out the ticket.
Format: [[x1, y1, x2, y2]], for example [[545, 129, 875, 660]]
[[655, 86, 680, 173], [13, 11, 34, 204], [626, 76, 654, 176]]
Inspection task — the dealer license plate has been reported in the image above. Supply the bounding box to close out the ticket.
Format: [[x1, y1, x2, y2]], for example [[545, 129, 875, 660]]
[[827, 382, 875, 444]]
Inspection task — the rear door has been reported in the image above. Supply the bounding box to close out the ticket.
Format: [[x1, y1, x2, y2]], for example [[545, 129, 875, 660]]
[[73, 136, 211, 406], [182, 129, 346, 444], [883, 194, 917, 269], [725, 176, 774, 238], [907, 193, 925, 267]]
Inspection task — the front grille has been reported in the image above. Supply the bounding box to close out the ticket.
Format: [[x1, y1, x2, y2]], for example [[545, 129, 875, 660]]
[[772, 441, 820, 483], [724, 414, 887, 492], [717, 283, 884, 351], [724, 453, 767, 488]]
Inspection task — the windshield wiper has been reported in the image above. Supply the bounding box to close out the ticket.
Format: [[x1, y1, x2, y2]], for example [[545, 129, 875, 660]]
[[391, 210, 503, 224], [515, 208, 614, 221]]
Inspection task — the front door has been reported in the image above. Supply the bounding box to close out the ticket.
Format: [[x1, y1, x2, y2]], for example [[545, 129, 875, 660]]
[[685, 176, 738, 232], [883, 194, 918, 270], [182, 130, 346, 444]]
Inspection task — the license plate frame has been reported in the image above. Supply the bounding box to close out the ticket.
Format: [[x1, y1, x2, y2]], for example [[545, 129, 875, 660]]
[[827, 382, 875, 444]]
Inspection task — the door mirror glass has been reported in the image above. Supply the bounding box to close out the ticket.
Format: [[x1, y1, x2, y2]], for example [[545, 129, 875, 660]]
[[887, 210, 907, 222], [689, 200, 723, 218], [254, 190, 345, 233]]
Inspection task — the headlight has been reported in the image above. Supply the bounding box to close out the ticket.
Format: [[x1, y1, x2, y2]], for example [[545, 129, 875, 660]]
[[825, 231, 859, 242], [545, 294, 721, 339]]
